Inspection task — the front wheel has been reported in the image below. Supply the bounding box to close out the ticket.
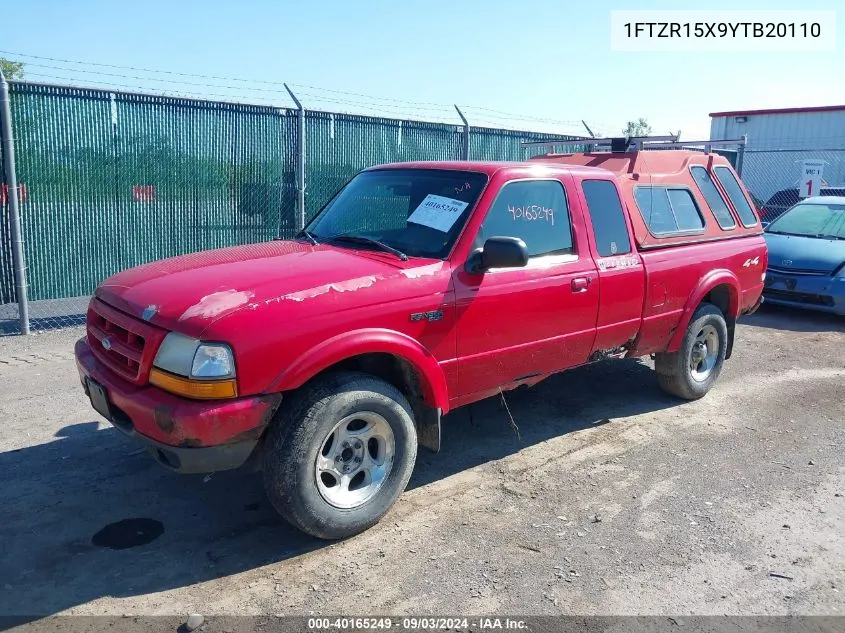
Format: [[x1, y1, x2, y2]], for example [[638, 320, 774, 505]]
[[655, 303, 728, 400], [263, 372, 417, 540]]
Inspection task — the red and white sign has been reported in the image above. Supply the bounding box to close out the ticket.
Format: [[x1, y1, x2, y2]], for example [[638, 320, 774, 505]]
[[799, 160, 824, 198], [0, 183, 27, 206], [132, 185, 156, 203]]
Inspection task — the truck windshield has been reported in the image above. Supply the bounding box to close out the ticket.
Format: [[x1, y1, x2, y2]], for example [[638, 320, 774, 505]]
[[767, 202, 845, 239], [306, 169, 488, 259]]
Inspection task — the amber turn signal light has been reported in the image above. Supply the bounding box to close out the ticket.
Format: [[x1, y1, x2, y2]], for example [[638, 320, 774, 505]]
[[149, 368, 238, 399]]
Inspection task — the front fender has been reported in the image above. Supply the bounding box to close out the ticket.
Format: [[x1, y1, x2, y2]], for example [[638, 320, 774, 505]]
[[666, 270, 740, 353], [268, 328, 451, 413]]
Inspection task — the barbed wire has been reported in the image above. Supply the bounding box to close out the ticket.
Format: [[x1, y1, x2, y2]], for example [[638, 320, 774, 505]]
[[21, 62, 292, 94], [21, 72, 478, 127], [23, 72, 280, 105], [1, 50, 290, 85], [2, 49, 623, 133]]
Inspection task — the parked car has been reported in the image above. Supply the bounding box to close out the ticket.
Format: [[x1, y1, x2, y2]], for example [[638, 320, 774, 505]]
[[749, 193, 766, 219], [763, 195, 845, 315], [760, 186, 845, 224], [75, 149, 767, 539]]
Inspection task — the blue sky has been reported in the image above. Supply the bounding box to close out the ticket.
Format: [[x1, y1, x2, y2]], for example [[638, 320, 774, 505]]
[[3, 0, 843, 140]]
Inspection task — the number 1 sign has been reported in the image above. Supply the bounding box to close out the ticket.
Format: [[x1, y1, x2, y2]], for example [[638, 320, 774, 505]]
[[799, 160, 825, 198]]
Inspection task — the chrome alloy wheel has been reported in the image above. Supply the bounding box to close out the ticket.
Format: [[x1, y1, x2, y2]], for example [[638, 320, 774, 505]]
[[689, 324, 720, 382], [315, 412, 396, 509]]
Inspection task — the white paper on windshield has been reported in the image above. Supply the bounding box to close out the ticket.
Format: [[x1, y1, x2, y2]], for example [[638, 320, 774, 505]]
[[408, 194, 469, 233]]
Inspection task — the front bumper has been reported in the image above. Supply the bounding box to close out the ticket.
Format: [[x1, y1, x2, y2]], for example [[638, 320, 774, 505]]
[[763, 272, 845, 316], [75, 337, 282, 473]]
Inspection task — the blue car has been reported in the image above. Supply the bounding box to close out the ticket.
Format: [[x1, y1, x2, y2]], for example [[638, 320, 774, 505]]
[[763, 196, 845, 315]]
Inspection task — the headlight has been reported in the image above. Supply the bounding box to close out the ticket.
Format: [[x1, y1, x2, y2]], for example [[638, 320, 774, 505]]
[[152, 332, 199, 376], [151, 333, 237, 399], [192, 343, 236, 378]]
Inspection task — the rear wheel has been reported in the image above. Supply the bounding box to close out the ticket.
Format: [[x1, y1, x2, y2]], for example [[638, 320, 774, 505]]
[[655, 303, 728, 400], [263, 372, 417, 540]]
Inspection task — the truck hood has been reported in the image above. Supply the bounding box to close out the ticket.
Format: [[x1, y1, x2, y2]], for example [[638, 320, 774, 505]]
[[764, 232, 845, 273], [95, 241, 448, 336]]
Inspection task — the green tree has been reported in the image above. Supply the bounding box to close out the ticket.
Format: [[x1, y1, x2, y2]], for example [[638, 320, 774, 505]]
[[623, 118, 652, 137], [0, 58, 25, 79]]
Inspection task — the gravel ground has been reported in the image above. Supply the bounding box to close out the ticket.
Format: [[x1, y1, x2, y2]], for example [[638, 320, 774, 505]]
[[0, 304, 843, 618]]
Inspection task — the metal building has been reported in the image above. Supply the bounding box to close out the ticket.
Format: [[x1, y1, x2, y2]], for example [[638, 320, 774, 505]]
[[709, 105, 845, 208], [710, 105, 845, 150]]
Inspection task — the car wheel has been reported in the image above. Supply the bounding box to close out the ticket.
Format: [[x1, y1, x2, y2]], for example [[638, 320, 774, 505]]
[[263, 371, 417, 540], [655, 303, 728, 400]]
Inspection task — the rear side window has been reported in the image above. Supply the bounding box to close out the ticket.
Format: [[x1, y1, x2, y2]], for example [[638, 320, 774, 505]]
[[690, 166, 736, 230], [713, 166, 759, 227], [477, 180, 573, 258], [581, 180, 632, 256], [634, 187, 705, 235], [668, 190, 703, 230]]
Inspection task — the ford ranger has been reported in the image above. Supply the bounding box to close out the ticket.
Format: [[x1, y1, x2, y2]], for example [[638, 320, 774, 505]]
[[75, 146, 767, 539]]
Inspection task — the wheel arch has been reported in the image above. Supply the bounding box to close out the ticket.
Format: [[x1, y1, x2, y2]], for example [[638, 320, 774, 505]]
[[667, 271, 740, 357], [270, 329, 448, 407], [268, 329, 448, 451]]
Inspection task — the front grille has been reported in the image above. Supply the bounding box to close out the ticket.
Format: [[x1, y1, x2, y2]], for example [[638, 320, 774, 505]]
[[764, 288, 835, 307], [767, 265, 830, 277], [87, 298, 166, 384]]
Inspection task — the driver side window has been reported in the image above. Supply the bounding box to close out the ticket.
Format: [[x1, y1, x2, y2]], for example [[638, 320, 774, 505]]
[[475, 180, 573, 257]]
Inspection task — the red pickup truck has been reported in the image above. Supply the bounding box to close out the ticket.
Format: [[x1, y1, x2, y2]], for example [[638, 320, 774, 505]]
[[75, 148, 767, 539]]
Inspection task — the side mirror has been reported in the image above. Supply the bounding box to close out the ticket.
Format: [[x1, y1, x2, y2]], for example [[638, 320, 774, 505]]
[[466, 236, 529, 273]]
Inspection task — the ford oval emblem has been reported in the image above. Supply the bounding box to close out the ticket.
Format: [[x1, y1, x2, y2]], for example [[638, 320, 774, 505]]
[[102, 337, 112, 351]]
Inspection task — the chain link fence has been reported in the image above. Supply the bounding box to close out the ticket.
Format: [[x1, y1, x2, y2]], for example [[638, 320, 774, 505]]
[[738, 148, 845, 223], [7, 81, 840, 336], [0, 142, 16, 325], [0, 81, 580, 334], [304, 113, 461, 220]]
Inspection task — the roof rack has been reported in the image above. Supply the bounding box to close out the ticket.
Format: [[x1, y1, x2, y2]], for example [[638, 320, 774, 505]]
[[521, 135, 747, 154]]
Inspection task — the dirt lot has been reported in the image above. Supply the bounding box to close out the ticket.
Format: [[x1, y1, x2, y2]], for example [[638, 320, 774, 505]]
[[0, 305, 843, 618]]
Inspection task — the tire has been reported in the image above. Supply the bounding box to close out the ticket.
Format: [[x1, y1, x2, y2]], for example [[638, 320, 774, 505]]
[[655, 303, 728, 400], [263, 371, 417, 540]]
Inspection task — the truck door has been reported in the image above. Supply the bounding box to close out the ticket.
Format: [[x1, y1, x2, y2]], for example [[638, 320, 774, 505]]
[[453, 177, 599, 399], [578, 179, 646, 352]]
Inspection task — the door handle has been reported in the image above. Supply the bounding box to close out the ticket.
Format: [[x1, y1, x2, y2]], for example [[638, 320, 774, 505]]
[[571, 277, 591, 293]]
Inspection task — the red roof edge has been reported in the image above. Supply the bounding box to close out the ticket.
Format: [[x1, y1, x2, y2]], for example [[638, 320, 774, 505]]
[[709, 105, 845, 118]]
